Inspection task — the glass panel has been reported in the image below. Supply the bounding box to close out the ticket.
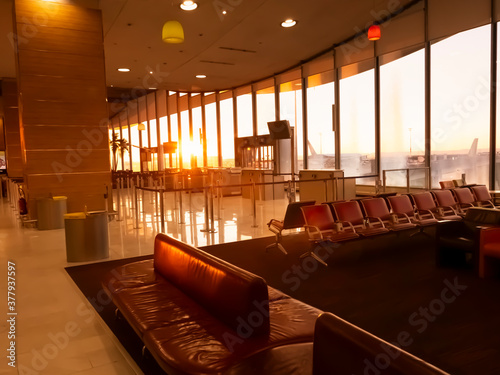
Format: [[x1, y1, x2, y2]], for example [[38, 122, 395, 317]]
[[180, 110, 190, 169], [431, 25, 490, 187], [169, 114, 179, 168], [121, 124, 131, 170], [130, 123, 141, 172], [221, 97, 235, 167], [192, 106, 203, 168], [380, 48, 425, 188], [340, 68, 376, 177], [237, 93, 253, 137], [280, 79, 303, 171], [205, 102, 218, 167], [256, 86, 275, 135], [307, 71, 335, 170]]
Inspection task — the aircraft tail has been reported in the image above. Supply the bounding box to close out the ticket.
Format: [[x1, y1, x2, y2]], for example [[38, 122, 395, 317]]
[[307, 140, 317, 156], [468, 138, 478, 157]]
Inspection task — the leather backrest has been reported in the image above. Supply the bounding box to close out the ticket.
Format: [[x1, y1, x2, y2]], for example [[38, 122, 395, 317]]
[[283, 200, 316, 229], [332, 201, 364, 225], [453, 188, 475, 204], [470, 185, 491, 202], [464, 207, 500, 225], [313, 312, 449, 375], [154, 233, 270, 337], [361, 198, 390, 220], [432, 190, 457, 207], [412, 192, 436, 211], [388, 195, 414, 215], [301, 204, 335, 231]]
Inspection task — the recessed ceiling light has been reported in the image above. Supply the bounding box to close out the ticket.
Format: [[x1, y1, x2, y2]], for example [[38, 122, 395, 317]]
[[196, 74, 207, 79], [180, 0, 197, 11], [117, 68, 130, 72], [281, 19, 297, 28], [222, 10, 227, 15]]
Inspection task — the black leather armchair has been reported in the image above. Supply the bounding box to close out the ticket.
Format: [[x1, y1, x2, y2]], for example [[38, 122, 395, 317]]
[[436, 207, 500, 270]]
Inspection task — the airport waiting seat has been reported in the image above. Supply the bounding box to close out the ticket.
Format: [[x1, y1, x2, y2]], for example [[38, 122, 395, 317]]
[[439, 180, 455, 189], [300, 204, 359, 266], [431, 189, 464, 218], [387, 195, 439, 233], [412, 192, 462, 221], [301, 204, 359, 243], [331, 200, 390, 237], [470, 185, 499, 209], [360, 197, 416, 232], [452, 187, 476, 213], [266, 200, 316, 254]]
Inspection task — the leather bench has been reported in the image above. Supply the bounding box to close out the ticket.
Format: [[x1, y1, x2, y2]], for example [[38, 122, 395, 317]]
[[102, 233, 322, 374]]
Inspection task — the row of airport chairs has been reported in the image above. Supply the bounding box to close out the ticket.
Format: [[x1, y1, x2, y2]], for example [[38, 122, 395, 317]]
[[266, 184, 498, 256]]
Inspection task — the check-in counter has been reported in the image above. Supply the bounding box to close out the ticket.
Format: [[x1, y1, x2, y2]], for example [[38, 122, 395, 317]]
[[241, 169, 284, 200], [298, 169, 356, 202]]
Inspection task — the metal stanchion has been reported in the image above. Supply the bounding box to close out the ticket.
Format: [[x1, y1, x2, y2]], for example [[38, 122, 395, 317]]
[[133, 185, 141, 229], [178, 181, 185, 224], [216, 179, 222, 220], [159, 188, 165, 233], [116, 178, 123, 221], [251, 182, 258, 228], [406, 169, 410, 193], [209, 185, 215, 232]]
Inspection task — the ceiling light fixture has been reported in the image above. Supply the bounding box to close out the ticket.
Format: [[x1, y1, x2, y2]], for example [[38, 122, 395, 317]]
[[222, 10, 227, 15], [180, 0, 197, 11], [162, 20, 184, 43], [367, 24, 381, 41], [196, 74, 206, 79], [281, 19, 297, 28], [117, 68, 130, 72]]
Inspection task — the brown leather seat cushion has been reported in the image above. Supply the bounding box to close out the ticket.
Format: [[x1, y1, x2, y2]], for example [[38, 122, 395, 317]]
[[143, 297, 321, 374], [101, 259, 157, 295]]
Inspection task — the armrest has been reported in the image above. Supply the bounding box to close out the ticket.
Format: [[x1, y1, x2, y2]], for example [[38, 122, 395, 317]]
[[365, 216, 386, 228], [390, 212, 412, 224], [416, 209, 435, 220], [341, 221, 357, 232], [303, 225, 324, 240]]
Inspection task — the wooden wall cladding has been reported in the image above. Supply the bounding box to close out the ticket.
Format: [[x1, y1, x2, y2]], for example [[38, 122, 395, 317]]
[[2, 79, 23, 178], [14, 0, 110, 214]]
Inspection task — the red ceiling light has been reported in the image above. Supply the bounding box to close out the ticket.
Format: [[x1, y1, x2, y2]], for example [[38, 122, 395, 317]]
[[367, 24, 381, 41]]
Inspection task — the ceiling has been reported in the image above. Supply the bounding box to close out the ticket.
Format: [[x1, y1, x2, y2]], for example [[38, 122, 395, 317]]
[[0, 0, 415, 94]]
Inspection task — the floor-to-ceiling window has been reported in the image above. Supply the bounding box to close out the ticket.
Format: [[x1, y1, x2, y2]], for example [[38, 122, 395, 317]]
[[306, 70, 335, 170], [339, 61, 376, 177], [204, 93, 218, 167], [236, 87, 253, 137], [256, 86, 275, 135], [279, 76, 303, 173], [380, 48, 425, 187], [220, 93, 235, 167], [431, 25, 491, 187]]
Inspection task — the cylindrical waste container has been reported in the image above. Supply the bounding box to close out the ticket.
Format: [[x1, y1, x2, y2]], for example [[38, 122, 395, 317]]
[[37, 196, 67, 230], [64, 211, 109, 262]]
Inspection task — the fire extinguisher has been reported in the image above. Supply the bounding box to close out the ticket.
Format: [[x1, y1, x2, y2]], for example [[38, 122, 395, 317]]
[[18, 187, 27, 215]]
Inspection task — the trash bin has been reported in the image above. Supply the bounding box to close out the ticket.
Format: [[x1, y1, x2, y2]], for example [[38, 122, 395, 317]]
[[64, 210, 109, 262], [37, 196, 67, 230]]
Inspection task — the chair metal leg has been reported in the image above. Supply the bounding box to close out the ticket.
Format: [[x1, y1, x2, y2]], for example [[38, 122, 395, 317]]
[[266, 242, 288, 255], [299, 248, 329, 267]]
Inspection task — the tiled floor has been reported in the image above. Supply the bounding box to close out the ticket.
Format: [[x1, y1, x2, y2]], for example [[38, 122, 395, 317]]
[[0, 188, 288, 374]]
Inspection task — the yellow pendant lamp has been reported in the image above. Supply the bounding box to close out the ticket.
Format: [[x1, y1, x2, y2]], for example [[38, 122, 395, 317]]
[[162, 20, 184, 43]]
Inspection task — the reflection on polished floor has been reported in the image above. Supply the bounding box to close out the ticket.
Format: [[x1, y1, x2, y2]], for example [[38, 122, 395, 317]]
[[0, 188, 288, 375]]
